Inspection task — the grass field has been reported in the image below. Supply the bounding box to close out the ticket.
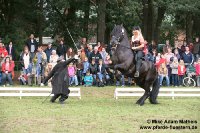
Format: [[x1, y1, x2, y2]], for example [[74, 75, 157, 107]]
[[0, 86, 200, 133]]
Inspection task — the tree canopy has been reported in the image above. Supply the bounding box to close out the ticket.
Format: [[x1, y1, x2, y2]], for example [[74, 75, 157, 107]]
[[0, 0, 200, 50]]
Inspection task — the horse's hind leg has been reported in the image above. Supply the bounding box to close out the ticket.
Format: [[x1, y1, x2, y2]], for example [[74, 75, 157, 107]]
[[136, 83, 151, 106]]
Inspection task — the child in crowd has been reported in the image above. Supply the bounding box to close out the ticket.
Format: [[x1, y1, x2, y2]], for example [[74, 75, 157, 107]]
[[18, 71, 28, 85], [68, 62, 78, 86], [170, 57, 179, 86], [194, 58, 200, 87], [178, 59, 186, 86], [82, 57, 90, 78], [44, 63, 53, 87], [84, 71, 93, 87], [158, 62, 169, 86]]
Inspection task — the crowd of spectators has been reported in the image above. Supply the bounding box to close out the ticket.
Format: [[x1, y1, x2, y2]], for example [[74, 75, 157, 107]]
[[0, 35, 200, 87]]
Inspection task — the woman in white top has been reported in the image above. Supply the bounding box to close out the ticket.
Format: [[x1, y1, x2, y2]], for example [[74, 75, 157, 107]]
[[19, 46, 32, 74], [49, 50, 59, 68], [131, 26, 145, 77]]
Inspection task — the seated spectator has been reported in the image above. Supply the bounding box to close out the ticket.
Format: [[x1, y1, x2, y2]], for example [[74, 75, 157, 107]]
[[65, 47, 75, 60], [44, 63, 53, 87], [68, 62, 78, 86], [194, 58, 200, 87], [89, 46, 102, 64], [104, 54, 112, 65], [84, 71, 93, 87], [18, 71, 28, 85], [1, 56, 15, 86], [158, 62, 169, 86], [49, 50, 59, 68], [178, 59, 186, 86]]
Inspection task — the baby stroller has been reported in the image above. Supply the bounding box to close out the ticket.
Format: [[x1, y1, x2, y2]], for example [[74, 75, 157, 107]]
[[183, 64, 196, 87]]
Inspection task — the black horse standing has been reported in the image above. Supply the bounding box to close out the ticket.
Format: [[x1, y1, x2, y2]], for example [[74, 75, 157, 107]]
[[110, 25, 160, 106]]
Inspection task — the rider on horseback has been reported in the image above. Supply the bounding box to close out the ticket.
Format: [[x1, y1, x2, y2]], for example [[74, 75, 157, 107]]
[[131, 26, 145, 77]]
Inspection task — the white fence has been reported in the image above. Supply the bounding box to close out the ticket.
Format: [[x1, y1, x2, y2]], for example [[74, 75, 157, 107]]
[[114, 88, 200, 100], [0, 87, 81, 99]]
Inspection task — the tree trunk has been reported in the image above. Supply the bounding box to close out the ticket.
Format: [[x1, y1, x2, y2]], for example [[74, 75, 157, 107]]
[[142, 0, 148, 39], [83, 0, 90, 39], [97, 0, 106, 43], [154, 6, 166, 44], [186, 13, 193, 43], [146, 0, 153, 42], [38, 0, 44, 45]]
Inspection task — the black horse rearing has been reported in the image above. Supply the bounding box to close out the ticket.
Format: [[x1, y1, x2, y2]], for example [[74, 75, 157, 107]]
[[110, 25, 160, 106]]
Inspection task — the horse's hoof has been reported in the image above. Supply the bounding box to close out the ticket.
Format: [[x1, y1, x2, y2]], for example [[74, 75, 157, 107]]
[[149, 99, 158, 104], [136, 100, 141, 104], [139, 102, 145, 106]]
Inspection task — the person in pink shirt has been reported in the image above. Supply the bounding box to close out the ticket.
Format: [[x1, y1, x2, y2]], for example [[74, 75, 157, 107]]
[[194, 58, 200, 86], [68, 62, 78, 86]]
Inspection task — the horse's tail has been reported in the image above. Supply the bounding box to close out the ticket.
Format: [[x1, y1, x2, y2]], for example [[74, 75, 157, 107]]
[[149, 76, 160, 104]]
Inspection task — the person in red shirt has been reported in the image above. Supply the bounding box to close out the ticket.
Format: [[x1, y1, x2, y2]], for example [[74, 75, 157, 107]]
[[194, 58, 200, 87], [1, 56, 15, 86], [178, 59, 186, 86], [0, 42, 8, 57]]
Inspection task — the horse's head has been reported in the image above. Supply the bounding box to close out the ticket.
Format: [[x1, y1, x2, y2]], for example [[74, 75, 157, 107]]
[[110, 25, 126, 46]]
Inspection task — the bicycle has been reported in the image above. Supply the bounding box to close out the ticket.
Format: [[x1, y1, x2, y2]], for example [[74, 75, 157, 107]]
[[183, 63, 196, 87]]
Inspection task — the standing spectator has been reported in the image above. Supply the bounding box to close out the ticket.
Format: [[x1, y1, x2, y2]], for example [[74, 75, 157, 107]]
[[6, 41, 16, 61], [178, 59, 186, 86], [26, 34, 38, 61], [44, 43, 53, 63], [34, 45, 47, 85], [163, 40, 172, 54], [180, 41, 187, 56], [89, 58, 97, 85], [49, 50, 59, 68], [152, 49, 157, 63], [0, 42, 8, 57], [194, 58, 200, 87], [89, 46, 102, 64], [173, 48, 181, 61], [19, 46, 32, 74], [100, 47, 108, 62], [97, 42, 103, 52], [77, 48, 86, 62], [84, 71, 93, 87], [76, 58, 83, 85], [148, 40, 156, 54], [188, 42, 194, 53], [82, 57, 90, 78], [181, 46, 194, 68], [56, 39, 68, 60], [193, 37, 200, 62], [65, 47, 75, 60], [0, 53, 5, 84], [155, 54, 166, 70], [158, 63, 170, 86], [1, 56, 15, 86], [86, 45, 93, 58], [68, 62, 78, 86], [170, 57, 179, 86]]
